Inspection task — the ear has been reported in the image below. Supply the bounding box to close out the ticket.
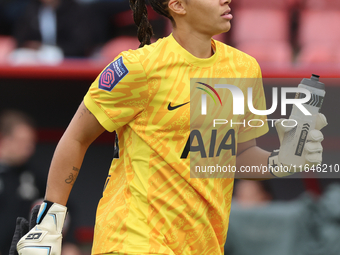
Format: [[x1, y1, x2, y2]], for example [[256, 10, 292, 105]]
[[168, 0, 186, 16]]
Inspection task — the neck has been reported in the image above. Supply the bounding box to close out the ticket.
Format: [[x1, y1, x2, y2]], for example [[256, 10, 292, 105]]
[[172, 27, 213, 59]]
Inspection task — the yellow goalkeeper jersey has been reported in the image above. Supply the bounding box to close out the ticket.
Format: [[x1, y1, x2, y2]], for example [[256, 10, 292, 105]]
[[84, 34, 268, 255]]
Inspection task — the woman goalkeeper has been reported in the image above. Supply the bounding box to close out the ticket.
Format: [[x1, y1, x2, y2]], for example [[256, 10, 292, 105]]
[[14, 0, 327, 254]]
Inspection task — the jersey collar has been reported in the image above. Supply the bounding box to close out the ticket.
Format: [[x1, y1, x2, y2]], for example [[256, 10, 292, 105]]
[[169, 33, 219, 68]]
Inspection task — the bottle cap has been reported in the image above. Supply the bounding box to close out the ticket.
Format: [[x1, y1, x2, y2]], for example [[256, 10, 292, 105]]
[[300, 74, 325, 90]]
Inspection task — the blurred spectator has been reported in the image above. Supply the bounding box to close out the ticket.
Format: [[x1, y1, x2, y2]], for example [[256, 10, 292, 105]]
[[296, 0, 340, 65], [96, 1, 168, 61], [61, 243, 82, 255], [8, 0, 168, 64], [0, 1, 28, 64], [225, 181, 340, 255], [10, 0, 93, 64], [0, 36, 16, 64], [0, 110, 42, 255], [74, 0, 126, 3], [0, 0, 29, 36], [233, 180, 273, 207], [225, 180, 309, 255]]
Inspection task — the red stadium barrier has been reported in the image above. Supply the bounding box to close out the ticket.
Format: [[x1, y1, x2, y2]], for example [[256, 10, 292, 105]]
[[0, 60, 339, 80]]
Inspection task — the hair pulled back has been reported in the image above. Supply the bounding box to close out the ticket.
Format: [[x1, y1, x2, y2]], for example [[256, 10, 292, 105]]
[[129, 0, 172, 48]]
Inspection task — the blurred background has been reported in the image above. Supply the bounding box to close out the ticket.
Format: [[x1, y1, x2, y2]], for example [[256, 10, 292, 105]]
[[0, 0, 339, 254]]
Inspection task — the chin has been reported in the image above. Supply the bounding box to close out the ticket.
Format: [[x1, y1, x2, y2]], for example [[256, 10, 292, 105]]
[[223, 24, 231, 33], [215, 24, 231, 35]]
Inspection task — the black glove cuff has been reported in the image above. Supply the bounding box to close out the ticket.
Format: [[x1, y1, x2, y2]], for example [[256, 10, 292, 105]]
[[36, 200, 54, 224]]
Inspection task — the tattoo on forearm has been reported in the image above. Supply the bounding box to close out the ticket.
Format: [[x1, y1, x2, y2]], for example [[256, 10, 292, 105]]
[[73, 166, 80, 172], [79, 107, 93, 119], [65, 172, 78, 185], [65, 166, 79, 185]]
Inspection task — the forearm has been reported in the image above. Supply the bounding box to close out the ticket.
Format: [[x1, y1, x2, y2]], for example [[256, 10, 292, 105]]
[[235, 146, 273, 180], [45, 133, 89, 206], [44, 101, 105, 206]]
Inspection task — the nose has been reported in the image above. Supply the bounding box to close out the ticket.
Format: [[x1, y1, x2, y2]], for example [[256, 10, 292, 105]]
[[222, 0, 231, 5]]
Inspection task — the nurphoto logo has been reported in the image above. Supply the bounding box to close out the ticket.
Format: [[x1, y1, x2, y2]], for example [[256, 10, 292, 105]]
[[200, 84, 312, 116]]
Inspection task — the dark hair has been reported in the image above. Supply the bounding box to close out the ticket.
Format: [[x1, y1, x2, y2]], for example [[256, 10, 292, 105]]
[[130, 0, 172, 48], [0, 110, 35, 137], [260, 181, 274, 199]]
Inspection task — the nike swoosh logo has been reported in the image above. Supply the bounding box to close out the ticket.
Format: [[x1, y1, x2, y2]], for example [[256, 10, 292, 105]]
[[167, 101, 190, 111]]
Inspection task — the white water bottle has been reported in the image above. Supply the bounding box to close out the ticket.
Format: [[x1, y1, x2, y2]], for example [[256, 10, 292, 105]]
[[278, 74, 325, 167]]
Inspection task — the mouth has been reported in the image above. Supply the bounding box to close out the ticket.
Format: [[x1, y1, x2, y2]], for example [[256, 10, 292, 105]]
[[221, 9, 233, 20]]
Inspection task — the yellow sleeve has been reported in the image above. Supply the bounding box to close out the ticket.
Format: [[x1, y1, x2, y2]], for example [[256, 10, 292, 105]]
[[84, 52, 148, 132]]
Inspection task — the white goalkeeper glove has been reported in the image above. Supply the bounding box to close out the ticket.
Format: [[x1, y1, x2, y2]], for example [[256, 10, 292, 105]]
[[268, 113, 328, 177], [16, 201, 67, 255]]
